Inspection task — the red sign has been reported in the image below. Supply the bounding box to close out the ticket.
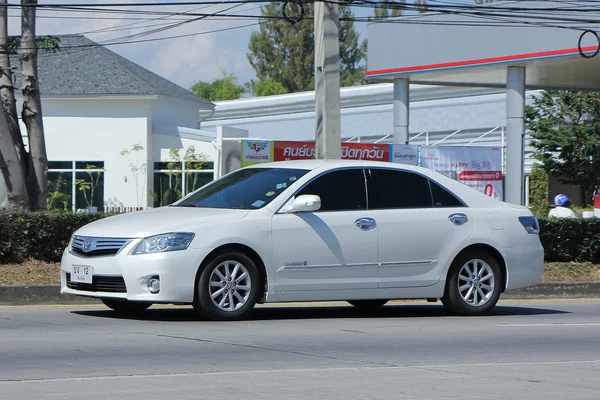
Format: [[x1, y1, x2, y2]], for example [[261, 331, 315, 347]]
[[459, 171, 503, 181], [274, 141, 390, 162]]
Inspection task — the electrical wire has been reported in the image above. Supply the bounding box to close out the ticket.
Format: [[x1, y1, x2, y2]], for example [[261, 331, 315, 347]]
[[7, 0, 600, 53]]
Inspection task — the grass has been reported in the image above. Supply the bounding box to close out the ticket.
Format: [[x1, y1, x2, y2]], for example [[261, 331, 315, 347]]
[[1, 261, 599, 286]]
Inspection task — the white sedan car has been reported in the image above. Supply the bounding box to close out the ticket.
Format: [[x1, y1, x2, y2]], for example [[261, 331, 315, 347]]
[[61, 160, 543, 320]]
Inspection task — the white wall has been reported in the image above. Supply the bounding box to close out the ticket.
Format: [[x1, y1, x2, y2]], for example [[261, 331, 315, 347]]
[[152, 95, 210, 129], [203, 86, 541, 141], [34, 98, 152, 209], [1, 94, 215, 210], [151, 133, 217, 163]]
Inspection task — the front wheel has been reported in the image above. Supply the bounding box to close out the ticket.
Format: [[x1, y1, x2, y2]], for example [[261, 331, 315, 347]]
[[101, 299, 152, 314], [441, 251, 502, 316], [193, 251, 260, 321]]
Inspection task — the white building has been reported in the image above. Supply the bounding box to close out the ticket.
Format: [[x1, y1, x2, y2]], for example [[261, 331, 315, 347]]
[[203, 83, 540, 172], [1, 35, 219, 211]]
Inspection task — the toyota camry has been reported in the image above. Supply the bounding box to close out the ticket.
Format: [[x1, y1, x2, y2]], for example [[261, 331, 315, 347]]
[[61, 160, 543, 320]]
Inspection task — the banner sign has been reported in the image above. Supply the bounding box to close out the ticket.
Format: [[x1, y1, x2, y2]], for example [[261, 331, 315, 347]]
[[275, 141, 390, 162], [241, 140, 392, 166], [390, 144, 419, 166], [419, 146, 503, 200], [241, 140, 274, 167]]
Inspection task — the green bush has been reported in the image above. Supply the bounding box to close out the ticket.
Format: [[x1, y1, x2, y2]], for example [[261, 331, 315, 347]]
[[2, 211, 600, 265], [539, 218, 600, 263], [0, 211, 107, 264]]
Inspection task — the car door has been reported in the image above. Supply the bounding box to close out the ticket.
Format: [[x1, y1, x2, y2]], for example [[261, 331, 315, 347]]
[[272, 168, 379, 292], [367, 168, 474, 288]]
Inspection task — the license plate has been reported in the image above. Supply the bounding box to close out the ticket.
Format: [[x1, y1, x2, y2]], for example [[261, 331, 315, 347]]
[[71, 265, 93, 284]]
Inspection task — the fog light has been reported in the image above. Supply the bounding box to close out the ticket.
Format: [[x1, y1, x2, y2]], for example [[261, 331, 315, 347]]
[[147, 278, 160, 294]]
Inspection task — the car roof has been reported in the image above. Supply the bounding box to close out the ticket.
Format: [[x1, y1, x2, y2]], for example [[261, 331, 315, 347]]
[[248, 159, 424, 172]]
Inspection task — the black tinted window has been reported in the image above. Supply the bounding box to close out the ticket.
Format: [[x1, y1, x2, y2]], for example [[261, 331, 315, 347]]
[[175, 168, 308, 209], [430, 180, 465, 207], [297, 169, 366, 211], [368, 169, 433, 209]]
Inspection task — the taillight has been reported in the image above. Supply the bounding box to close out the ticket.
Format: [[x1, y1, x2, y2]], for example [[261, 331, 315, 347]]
[[518, 216, 540, 234]]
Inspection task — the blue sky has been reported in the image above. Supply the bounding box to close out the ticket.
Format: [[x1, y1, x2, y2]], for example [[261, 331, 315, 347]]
[[5, 1, 467, 91]]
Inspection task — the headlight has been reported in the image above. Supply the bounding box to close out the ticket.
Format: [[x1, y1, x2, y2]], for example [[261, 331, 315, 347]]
[[132, 232, 195, 255]]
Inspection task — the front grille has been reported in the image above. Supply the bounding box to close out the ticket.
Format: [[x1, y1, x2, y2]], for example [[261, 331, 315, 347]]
[[66, 273, 127, 293], [70, 236, 131, 257]]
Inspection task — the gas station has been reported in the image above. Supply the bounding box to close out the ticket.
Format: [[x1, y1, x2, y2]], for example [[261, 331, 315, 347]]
[[366, 1, 600, 205]]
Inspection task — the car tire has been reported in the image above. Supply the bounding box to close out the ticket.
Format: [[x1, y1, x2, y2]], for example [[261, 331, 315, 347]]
[[348, 299, 388, 309], [101, 299, 152, 314], [194, 251, 260, 321], [441, 250, 503, 316]]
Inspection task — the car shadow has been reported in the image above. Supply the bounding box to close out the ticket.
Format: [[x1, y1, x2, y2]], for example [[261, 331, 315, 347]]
[[71, 302, 569, 322]]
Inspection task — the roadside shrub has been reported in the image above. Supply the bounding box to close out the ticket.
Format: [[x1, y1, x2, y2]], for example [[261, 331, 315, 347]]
[[0, 211, 107, 264], [539, 218, 600, 263], [2, 211, 600, 265]]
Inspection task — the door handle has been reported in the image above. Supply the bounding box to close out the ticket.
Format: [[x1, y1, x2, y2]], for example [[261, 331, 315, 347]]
[[449, 213, 468, 226], [355, 217, 377, 231]]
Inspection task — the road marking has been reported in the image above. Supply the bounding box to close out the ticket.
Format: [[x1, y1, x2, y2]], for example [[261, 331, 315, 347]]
[[498, 323, 600, 327], [2, 359, 600, 385]]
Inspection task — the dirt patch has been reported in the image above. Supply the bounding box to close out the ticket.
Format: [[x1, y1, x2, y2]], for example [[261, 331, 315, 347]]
[[1, 261, 599, 286], [0, 261, 60, 285], [542, 262, 600, 282]]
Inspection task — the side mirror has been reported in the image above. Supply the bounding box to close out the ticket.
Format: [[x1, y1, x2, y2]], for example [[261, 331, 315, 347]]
[[290, 195, 321, 213]]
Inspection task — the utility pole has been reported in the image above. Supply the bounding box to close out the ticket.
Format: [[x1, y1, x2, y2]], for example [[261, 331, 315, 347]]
[[314, 0, 341, 159]]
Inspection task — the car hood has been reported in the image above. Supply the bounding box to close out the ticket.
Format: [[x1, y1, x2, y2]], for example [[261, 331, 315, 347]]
[[74, 207, 250, 238]]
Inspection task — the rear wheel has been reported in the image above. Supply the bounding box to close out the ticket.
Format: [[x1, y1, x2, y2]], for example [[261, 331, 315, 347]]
[[348, 299, 388, 310], [441, 250, 502, 316], [193, 251, 260, 321], [101, 299, 152, 314]]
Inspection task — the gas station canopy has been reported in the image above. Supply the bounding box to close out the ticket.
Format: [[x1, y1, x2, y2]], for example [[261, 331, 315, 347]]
[[367, 1, 600, 90]]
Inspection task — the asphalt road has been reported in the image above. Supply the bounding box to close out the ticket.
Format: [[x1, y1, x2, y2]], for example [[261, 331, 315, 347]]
[[1, 300, 599, 400]]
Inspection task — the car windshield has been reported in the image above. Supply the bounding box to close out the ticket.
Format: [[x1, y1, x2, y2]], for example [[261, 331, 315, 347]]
[[174, 167, 309, 209]]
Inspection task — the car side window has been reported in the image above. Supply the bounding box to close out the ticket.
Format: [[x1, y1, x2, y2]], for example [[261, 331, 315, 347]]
[[429, 180, 465, 208], [368, 168, 433, 209], [297, 169, 367, 211]]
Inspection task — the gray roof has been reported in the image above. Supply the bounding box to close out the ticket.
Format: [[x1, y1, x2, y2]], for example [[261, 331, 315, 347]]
[[11, 35, 213, 107]]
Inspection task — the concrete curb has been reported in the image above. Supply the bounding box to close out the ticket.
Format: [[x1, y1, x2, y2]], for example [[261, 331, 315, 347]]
[[1, 283, 600, 306]]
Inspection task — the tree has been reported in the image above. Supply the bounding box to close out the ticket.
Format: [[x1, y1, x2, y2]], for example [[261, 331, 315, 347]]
[[413, 0, 429, 13], [528, 163, 550, 218], [247, 3, 366, 93], [373, 0, 404, 20], [75, 164, 104, 209], [526, 90, 600, 207], [0, 0, 56, 210], [190, 71, 244, 101], [246, 78, 288, 97], [120, 143, 146, 208], [0, 0, 29, 210], [20, 0, 48, 210]]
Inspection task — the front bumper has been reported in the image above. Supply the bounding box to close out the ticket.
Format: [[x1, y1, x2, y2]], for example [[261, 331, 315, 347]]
[[60, 240, 211, 303]]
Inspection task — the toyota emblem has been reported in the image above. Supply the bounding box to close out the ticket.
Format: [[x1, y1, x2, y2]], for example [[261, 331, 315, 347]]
[[82, 239, 92, 253]]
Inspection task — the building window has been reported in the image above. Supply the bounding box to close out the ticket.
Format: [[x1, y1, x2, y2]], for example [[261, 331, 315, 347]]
[[153, 161, 214, 207], [48, 161, 104, 211]]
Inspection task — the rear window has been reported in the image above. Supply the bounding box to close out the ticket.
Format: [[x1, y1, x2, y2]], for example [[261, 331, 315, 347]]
[[429, 180, 465, 208], [367, 169, 433, 209]]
